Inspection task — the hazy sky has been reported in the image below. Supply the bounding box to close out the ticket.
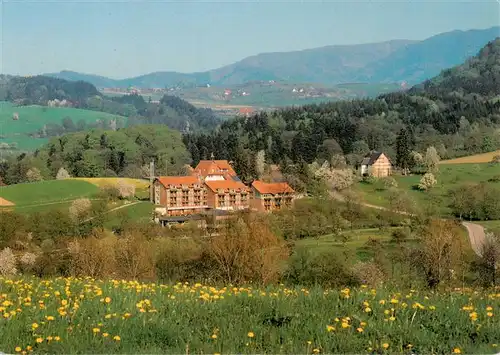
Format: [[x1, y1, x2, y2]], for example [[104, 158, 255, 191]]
[[1, 0, 498, 78]]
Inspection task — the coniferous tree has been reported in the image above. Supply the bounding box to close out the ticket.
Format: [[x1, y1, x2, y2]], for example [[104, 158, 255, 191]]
[[395, 128, 413, 174]]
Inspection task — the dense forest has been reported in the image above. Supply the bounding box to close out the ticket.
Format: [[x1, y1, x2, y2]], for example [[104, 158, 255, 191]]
[[0, 75, 221, 133], [184, 39, 500, 177], [1, 125, 190, 184]]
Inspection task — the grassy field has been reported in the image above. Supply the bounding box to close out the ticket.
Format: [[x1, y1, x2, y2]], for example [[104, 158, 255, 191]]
[[0, 101, 125, 151], [441, 151, 500, 165], [296, 228, 396, 261], [103, 201, 154, 228], [356, 163, 500, 216], [0, 180, 99, 208], [0, 277, 498, 354]]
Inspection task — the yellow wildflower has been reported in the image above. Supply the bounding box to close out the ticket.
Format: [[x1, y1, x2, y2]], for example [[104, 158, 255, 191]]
[[31, 323, 39, 330], [487, 312, 493, 317], [326, 325, 335, 332], [211, 334, 217, 339], [113, 335, 121, 341], [92, 328, 100, 333], [313, 348, 320, 354], [341, 322, 349, 328], [15, 347, 22, 352], [356, 327, 364, 333], [54, 336, 61, 341], [364, 307, 372, 313], [35, 338, 43, 344], [382, 343, 389, 349], [453, 348, 461, 354], [247, 332, 255, 338], [103, 333, 109, 337], [104, 297, 111, 303]]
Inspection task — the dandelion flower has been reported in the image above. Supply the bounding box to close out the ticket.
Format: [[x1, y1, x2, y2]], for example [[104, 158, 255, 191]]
[[211, 334, 218, 339], [453, 348, 461, 354], [15, 347, 22, 352], [103, 333, 109, 337], [341, 322, 349, 328], [247, 332, 255, 338], [46, 316, 55, 321], [326, 325, 335, 332], [35, 338, 43, 344], [486, 306, 493, 311], [382, 343, 389, 349], [31, 323, 39, 330], [54, 336, 61, 341], [104, 297, 111, 303], [356, 327, 364, 333], [92, 328, 101, 333], [487, 312, 493, 317], [364, 307, 372, 313], [113, 335, 121, 341], [389, 316, 396, 321], [313, 348, 320, 354]]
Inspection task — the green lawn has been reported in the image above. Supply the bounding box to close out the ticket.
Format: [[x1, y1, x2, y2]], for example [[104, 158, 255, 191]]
[[103, 202, 154, 228], [0, 180, 99, 207], [295, 228, 407, 262], [356, 163, 500, 216], [0, 101, 126, 151]]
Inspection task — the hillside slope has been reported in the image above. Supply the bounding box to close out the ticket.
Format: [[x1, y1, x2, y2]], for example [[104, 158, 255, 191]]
[[47, 27, 499, 88], [183, 39, 500, 187]]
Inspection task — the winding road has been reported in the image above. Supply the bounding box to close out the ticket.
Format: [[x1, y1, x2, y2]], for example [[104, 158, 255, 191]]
[[332, 192, 487, 256]]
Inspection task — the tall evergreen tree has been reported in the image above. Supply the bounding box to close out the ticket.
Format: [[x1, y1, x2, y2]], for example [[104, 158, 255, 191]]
[[395, 127, 413, 173]]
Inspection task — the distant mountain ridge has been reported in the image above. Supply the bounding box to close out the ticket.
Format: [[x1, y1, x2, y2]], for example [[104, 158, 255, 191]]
[[45, 26, 500, 88]]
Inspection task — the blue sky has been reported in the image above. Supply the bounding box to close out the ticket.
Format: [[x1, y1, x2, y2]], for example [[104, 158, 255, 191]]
[[1, 0, 498, 78]]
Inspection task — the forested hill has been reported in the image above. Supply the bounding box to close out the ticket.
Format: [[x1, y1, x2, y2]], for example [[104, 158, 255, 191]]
[[0, 75, 221, 133], [184, 39, 500, 182], [411, 38, 500, 97]]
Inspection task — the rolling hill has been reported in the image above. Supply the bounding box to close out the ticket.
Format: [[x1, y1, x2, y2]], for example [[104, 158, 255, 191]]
[[46, 26, 500, 88], [0, 101, 126, 151]]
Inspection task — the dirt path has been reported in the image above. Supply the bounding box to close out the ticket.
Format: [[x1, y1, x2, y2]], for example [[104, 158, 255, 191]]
[[462, 222, 487, 256], [82, 201, 140, 223], [332, 192, 486, 256]]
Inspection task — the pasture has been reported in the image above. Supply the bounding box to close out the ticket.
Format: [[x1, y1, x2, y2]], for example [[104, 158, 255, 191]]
[[0, 180, 99, 209], [0, 101, 125, 151], [356, 163, 500, 216], [0, 277, 498, 354]]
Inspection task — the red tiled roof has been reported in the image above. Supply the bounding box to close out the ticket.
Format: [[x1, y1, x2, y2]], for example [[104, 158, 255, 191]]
[[205, 180, 249, 193], [194, 160, 237, 177], [251, 181, 294, 194], [156, 176, 200, 188]]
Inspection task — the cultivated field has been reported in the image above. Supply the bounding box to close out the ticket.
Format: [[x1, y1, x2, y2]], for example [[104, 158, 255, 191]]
[[441, 151, 500, 164], [71, 178, 149, 190], [0, 277, 498, 354], [0, 101, 125, 151]]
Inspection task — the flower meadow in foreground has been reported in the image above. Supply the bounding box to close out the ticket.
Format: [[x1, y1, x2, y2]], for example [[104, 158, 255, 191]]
[[0, 277, 499, 354]]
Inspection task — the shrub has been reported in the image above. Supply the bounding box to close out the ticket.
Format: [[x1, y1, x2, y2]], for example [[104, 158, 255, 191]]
[[98, 185, 121, 201], [26, 168, 43, 182], [352, 261, 386, 287], [69, 198, 92, 222], [207, 214, 289, 284], [491, 155, 500, 164], [417, 173, 437, 191], [117, 179, 136, 199], [0, 248, 17, 276], [56, 167, 71, 180], [285, 247, 359, 288], [19, 252, 38, 273]]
